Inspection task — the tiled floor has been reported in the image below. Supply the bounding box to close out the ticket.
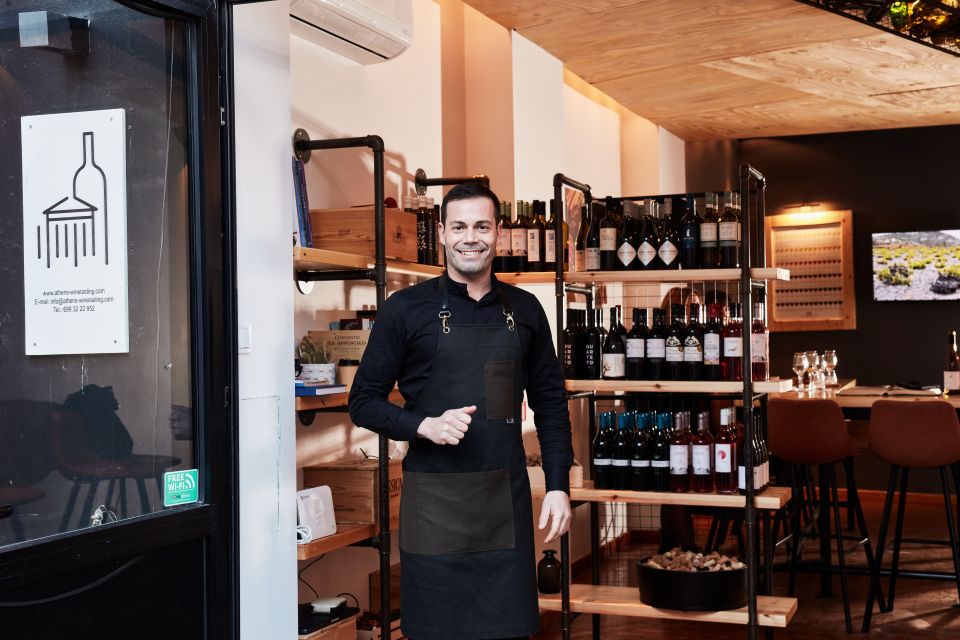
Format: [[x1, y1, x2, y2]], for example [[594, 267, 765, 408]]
[[534, 493, 960, 639]]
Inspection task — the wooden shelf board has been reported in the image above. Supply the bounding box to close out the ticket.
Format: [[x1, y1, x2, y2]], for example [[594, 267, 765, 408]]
[[496, 271, 557, 284], [565, 378, 794, 394], [293, 247, 442, 279], [538, 584, 797, 628], [539, 482, 790, 510], [297, 523, 376, 560], [296, 389, 403, 412], [563, 267, 789, 284]]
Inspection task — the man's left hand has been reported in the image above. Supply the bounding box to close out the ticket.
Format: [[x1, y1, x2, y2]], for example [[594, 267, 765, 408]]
[[538, 490, 572, 543]]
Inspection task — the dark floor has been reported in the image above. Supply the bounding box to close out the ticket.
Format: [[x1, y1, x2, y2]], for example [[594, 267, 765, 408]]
[[534, 493, 960, 639]]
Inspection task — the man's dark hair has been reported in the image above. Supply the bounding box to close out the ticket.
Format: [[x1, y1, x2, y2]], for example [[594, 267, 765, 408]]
[[440, 181, 500, 224]]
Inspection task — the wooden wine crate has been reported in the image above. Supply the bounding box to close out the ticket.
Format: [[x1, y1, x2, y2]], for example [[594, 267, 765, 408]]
[[526, 461, 584, 490], [310, 207, 418, 263], [308, 330, 371, 363], [303, 458, 402, 529], [298, 613, 357, 640]]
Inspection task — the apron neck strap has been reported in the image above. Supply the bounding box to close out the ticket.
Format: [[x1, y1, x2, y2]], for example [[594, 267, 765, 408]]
[[438, 275, 514, 333]]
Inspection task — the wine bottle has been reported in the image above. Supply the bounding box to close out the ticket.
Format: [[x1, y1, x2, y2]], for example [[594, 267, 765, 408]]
[[669, 413, 690, 493], [614, 304, 627, 337], [511, 200, 528, 272], [626, 308, 648, 381], [722, 302, 744, 382], [586, 202, 602, 271], [573, 310, 588, 379], [683, 302, 704, 381], [703, 302, 724, 381], [494, 201, 512, 272], [575, 205, 589, 272], [691, 411, 714, 493], [751, 290, 770, 381], [700, 192, 719, 268], [592, 411, 615, 490], [679, 194, 701, 269], [527, 200, 545, 272], [417, 195, 429, 264], [583, 308, 602, 380], [613, 411, 634, 490], [544, 199, 558, 273], [645, 308, 667, 380], [631, 412, 652, 491], [714, 408, 738, 495], [637, 200, 658, 270], [562, 308, 577, 378], [665, 303, 686, 381], [431, 200, 442, 266], [718, 192, 740, 269], [736, 408, 747, 496], [601, 306, 626, 380], [657, 198, 680, 270], [616, 202, 639, 270], [650, 412, 671, 492], [599, 201, 619, 271], [946, 331, 960, 393]]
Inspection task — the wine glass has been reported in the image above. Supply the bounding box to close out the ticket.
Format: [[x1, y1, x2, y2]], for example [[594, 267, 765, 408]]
[[805, 351, 821, 393], [792, 352, 808, 391], [823, 350, 838, 387]]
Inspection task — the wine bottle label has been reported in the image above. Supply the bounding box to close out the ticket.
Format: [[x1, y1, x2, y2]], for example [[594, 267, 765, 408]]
[[600, 228, 618, 251], [669, 445, 689, 474], [715, 444, 732, 473], [738, 465, 746, 490], [703, 333, 721, 365], [665, 336, 683, 362], [626, 338, 644, 359], [723, 337, 743, 357], [652, 460, 670, 468], [683, 335, 703, 362], [602, 353, 626, 378], [593, 458, 612, 466], [496, 231, 512, 256], [700, 222, 718, 244], [575, 249, 585, 272], [631, 459, 650, 468], [646, 338, 666, 359], [638, 241, 657, 265], [945, 371, 960, 391], [658, 241, 678, 265], [750, 333, 768, 363], [511, 228, 528, 255], [692, 445, 711, 475], [612, 459, 630, 467], [617, 241, 636, 266], [527, 229, 541, 262], [585, 247, 601, 270], [719, 221, 738, 243], [545, 230, 556, 263]]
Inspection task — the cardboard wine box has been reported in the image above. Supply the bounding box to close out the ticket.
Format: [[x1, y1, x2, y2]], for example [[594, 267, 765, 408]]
[[310, 207, 417, 263], [308, 330, 370, 363], [302, 458, 402, 529], [526, 460, 584, 490]]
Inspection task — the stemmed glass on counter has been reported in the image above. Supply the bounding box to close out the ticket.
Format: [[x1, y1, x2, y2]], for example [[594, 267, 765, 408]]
[[792, 352, 808, 391], [805, 351, 822, 392], [823, 349, 838, 387]]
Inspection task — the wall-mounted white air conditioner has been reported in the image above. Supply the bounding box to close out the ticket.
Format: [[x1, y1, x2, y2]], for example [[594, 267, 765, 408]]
[[290, 0, 413, 65]]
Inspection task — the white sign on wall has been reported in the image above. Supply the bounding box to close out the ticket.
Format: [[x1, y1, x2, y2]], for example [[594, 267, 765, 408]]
[[21, 108, 129, 355]]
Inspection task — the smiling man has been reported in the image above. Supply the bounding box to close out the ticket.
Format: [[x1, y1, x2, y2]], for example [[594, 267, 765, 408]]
[[348, 182, 573, 640]]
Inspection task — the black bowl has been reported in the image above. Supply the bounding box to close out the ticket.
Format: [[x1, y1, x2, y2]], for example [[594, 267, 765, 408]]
[[637, 557, 747, 611]]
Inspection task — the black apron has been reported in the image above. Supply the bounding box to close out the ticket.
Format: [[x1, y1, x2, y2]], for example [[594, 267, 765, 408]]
[[399, 278, 538, 640]]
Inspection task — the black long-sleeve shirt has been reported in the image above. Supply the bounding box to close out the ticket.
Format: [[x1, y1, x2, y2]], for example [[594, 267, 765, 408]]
[[348, 272, 573, 493]]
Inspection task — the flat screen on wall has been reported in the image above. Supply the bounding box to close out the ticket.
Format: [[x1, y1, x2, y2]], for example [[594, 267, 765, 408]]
[[872, 230, 960, 301]]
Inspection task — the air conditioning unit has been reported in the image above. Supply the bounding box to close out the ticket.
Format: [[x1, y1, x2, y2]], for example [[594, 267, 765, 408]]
[[290, 0, 412, 65]]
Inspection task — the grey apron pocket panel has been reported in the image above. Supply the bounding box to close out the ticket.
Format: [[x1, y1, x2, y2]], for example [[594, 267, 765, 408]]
[[400, 469, 515, 555], [483, 360, 515, 421]]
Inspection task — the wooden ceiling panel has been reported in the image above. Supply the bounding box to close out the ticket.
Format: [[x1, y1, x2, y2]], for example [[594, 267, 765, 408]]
[[461, 0, 645, 30]]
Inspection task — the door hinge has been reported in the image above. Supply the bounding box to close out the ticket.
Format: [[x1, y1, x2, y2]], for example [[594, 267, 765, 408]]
[[220, 106, 226, 126], [224, 385, 230, 408]]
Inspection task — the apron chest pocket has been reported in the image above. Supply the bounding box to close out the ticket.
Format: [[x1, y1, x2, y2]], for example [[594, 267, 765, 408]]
[[483, 360, 515, 421], [400, 469, 515, 555]]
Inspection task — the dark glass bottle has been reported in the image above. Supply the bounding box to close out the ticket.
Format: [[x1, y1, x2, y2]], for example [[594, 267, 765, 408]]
[[946, 330, 960, 393], [583, 308, 602, 380], [626, 308, 648, 381], [650, 412, 671, 492], [494, 201, 512, 272], [614, 304, 627, 337], [601, 307, 626, 380], [751, 290, 770, 381], [665, 303, 686, 381], [718, 192, 740, 269], [613, 411, 634, 490], [700, 192, 719, 268], [657, 198, 680, 270], [616, 203, 639, 270], [645, 308, 667, 380], [669, 413, 690, 493], [599, 201, 619, 271], [511, 200, 528, 272], [537, 550, 561, 594], [751, 411, 765, 492], [703, 302, 724, 381], [586, 202, 603, 271], [736, 408, 748, 495], [631, 411, 652, 491], [714, 407, 738, 495], [596, 308, 607, 340], [575, 205, 589, 272], [722, 303, 744, 382], [562, 308, 578, 379], [544, 199, 558, 273], [527, 200, 545, 272], [592, 411, 615, 490], [416, 195, 429, 265], [637, 200, 658, 270], [431, 200, 441, 266], [691, 411, 714, 493], [573, 310, 588, 379], [683, 303, 704, 381], [679, 193, 701, 270]]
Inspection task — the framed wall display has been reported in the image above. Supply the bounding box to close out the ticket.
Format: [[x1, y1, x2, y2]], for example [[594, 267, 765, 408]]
[[765, 210, 856, 332]]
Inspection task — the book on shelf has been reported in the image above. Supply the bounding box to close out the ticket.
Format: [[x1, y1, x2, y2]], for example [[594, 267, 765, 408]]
[[295, 383, 347, 396], [292, 156, 313, 248], [837, 384, 942, 397]]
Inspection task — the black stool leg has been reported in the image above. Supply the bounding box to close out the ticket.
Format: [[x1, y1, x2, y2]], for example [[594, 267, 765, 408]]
[[940, 465, 960, 605], [788, 466, 803, 597], [887, 467, 910, 612], [819, 464, 833, 597], [863, 464, 900, 632], [829, 465, 853, 633], [60, 481, 81, 532], [844, 458, 886, 612], [77, 480, 99, 529]]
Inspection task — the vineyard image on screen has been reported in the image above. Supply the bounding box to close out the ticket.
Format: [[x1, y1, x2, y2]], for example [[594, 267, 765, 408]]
[[872, 230, 960, 301]]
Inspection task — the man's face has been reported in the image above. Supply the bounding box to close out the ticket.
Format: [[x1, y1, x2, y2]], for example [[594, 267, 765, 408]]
[[439, 197, 499, 278]]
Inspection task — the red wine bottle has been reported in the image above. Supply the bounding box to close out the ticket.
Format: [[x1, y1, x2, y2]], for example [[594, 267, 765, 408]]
[[665, 303, 686, 381], [683, 303, 704, 381], [602, 306, 626, 380], [700, 192, 719, 268], [722, 303, 744, 382], [679, 193, 701, 269], [592, 411, 615, 490], [657, 198, 680, 270], [511, 200, 528, 272], [586, 202, 602, 271], [645, 308, 667, 380], [626, 308, 648, 381], [750, 290, 770, 381], [718, 192, 740, 269]]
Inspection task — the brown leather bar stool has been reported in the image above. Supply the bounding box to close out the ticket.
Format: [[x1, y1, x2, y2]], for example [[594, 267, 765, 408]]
[[769, 398, 882, 633], [862, 400, 960, 632]]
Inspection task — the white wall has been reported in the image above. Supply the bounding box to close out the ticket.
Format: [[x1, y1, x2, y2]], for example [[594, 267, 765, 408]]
[[232, 2, 298, 639], [562, 85, 621, 198], [621, 111, 661, 198], [658, 126, 687, 194]]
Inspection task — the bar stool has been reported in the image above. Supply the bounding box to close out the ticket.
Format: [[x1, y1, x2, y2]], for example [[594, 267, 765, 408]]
[[768, 398, 882, 633], [862, 400, 960, 632]]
